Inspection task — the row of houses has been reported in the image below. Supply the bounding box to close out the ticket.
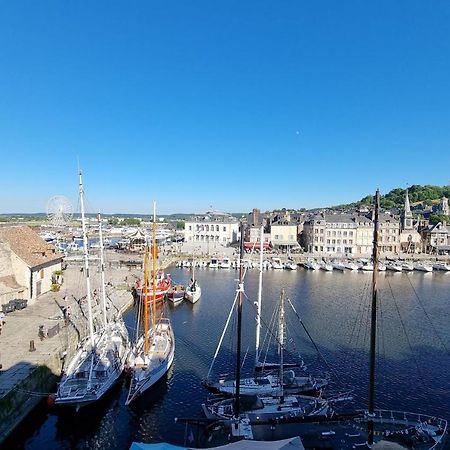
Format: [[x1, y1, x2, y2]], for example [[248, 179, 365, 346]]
[[184, 193, 450, 256], [0, 226, 63, 307]]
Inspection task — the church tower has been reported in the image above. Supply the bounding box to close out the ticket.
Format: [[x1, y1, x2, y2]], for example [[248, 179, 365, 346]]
[[402, 190, 413, 230], [440, 196, 449, 216]]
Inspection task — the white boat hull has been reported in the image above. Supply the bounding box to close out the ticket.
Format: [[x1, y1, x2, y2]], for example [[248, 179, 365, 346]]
[[126, 319, 175, 405]]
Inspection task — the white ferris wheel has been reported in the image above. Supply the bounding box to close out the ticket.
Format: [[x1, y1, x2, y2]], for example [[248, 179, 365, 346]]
[[46, 195, 74, 226]]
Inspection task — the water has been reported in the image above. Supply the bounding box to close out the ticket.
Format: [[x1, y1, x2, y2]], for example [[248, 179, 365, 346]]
[[4, 268, 450, 449]]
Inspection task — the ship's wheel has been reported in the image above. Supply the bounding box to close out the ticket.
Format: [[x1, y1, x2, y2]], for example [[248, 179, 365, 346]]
[[46, 196, 73, 226]]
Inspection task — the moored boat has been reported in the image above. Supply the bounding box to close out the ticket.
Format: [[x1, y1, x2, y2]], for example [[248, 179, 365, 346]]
[[55, 172, 130, 409], [126, 202, 175, 405], [167, 284, 185, 306]]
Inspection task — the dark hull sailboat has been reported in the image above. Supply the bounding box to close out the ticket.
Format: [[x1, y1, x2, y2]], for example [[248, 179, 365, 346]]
[[197, 192, 448, 449]]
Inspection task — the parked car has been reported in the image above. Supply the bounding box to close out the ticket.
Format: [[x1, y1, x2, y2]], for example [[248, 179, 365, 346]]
[[11, 299, 28, 310]]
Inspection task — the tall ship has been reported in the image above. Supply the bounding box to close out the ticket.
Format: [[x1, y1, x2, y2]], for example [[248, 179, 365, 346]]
[[126, 202, 175, 405], [55, 171, 130, 409]]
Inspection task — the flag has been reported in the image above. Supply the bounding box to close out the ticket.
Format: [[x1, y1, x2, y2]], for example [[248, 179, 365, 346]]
[[188, 428, 195, 443]]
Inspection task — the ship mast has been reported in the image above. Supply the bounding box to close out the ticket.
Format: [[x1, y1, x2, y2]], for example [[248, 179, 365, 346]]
[[142, 241, 150, 354], [255, 225, 264, 366], [97, 212, 108, 327], [152, 201, 157, 333], [79, 171, 95, 347], [279, 288, 286, 403], [234, 223, 245, 420], [368, 189, 380, 446]]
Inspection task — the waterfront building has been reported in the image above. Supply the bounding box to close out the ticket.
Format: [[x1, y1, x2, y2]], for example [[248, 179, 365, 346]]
[[184, 210, 239, 246], [399, 190, 422, 253], [0, 226, 63, 306], [304, 211, 400, 256], [303, 213, 358, 255], [378, 212, 400, 253], [246, 225, 271, 248], [269, 217, 300, 250], [421, 221, 449, 254]]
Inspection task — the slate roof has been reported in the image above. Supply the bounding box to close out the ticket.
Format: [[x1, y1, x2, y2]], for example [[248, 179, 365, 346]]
[[0, 226, 63, 268]]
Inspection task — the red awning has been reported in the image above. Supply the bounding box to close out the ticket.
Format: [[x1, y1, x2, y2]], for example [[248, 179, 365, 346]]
[[244, 242, 272, 250]]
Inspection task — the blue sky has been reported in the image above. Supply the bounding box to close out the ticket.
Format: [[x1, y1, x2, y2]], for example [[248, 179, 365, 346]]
[[1, 1, 449, 215]]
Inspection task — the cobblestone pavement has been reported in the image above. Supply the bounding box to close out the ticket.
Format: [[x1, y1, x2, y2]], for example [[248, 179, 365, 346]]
[[0, 251, 141, 398]]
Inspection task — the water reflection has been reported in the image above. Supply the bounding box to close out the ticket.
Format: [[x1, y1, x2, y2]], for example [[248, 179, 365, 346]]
[[5, 266, 450, 449]]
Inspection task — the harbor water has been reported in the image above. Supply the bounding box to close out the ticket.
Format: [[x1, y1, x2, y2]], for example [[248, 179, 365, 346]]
[[4, 267, 450, 449]]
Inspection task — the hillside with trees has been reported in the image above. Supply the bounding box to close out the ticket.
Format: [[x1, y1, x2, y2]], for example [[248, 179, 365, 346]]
[[337, 185, 450, 211]]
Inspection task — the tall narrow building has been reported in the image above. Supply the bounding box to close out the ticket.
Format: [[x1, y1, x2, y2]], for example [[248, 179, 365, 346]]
[[399, 189, 422, 253], [402, 189, 413, 230]]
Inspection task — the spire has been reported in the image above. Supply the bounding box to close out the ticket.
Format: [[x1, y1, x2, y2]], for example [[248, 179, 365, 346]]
[[402, 189, 413, 230], [404, 189, 411, 216]]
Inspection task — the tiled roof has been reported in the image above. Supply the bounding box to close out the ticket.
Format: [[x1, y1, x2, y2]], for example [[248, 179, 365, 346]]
[[0, 226, 63, 268]]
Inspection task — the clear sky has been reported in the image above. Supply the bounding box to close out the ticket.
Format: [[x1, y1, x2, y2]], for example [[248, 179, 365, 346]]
[[1, 1, 449, 215]]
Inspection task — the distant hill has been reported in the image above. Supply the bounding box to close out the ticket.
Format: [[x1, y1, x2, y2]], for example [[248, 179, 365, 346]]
[[334, 185, 450, 211]]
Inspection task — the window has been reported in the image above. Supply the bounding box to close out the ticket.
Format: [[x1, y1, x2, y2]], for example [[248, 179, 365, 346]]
[[223, 226, 226, 232], [189, 226, 192, 231], [40, 269, 44, 279], [216, 225, 219, 232]]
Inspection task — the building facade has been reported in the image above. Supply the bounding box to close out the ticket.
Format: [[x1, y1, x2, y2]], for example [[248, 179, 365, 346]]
[[0, 226, 63, 306], [184, 211, 239, 246], [304, 212, 400, 256]]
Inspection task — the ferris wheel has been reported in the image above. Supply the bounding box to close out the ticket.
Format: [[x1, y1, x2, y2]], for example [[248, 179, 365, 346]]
[[46, 195, 74, 226]]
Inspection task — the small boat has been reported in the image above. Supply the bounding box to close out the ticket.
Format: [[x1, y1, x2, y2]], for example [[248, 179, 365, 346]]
[[303, 259, 320, 270], [185, 259, 201, 304], [414, 262, 433, 272], [402, 262, 414, 271], [220, 257, 231, 269], [386, 261, 403, 272], [331, 261, 345, 271], [209, 258, 219, 268], [433, 262, 450, 271], [284, 262, 297, 270], [167, 284, 185, 306], [378, 262, 387, 271], [360, 262, 374, 271], [343, 261, 359, 271], [271, 258, 284, 269], [319, 262, 333, 271], [185, 279, 201, 303]]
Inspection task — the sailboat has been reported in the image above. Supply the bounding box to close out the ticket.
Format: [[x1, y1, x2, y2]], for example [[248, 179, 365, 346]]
[[126, 202, 175, 405], [202, 226, 339, 422], [184, 256, 201, 304], [204, 226, 328, 398], [246, 192, 449, 448], [55, 171, 130, 409]]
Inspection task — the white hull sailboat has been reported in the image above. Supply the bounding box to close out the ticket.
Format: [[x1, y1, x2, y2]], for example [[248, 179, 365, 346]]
[[185, 256, 201, 304], [56, 172, 129, 409], [126, 318, 174, 404], [204, 227, 328, 399], [126, 202, 175, 405]]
